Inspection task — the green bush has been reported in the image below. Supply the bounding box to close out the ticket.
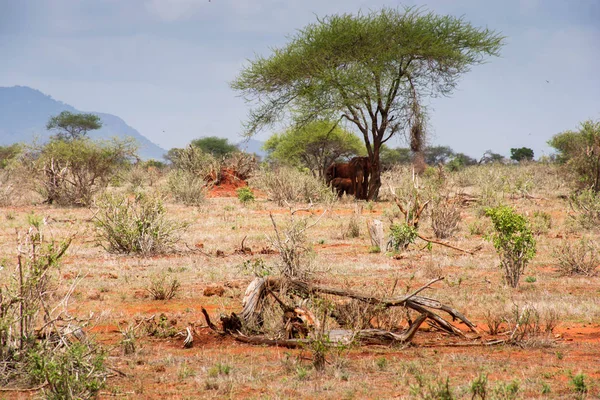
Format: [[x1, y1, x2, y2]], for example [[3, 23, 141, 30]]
[[485, 205, 536, 288], [28, 342, 106, 400], [237, 186, 255, 203], [94, 192, 188, 255], [26, 137, 137, 206], [549, 119, 600, 192], [388, 223, 418, 251]]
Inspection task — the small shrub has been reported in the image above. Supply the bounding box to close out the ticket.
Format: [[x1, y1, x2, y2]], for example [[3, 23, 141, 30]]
[[569, 372, 588, 398], [531, 211, 552, 235], [524, 276, 536, 283], [94, 192, 188, 255], [388, 223, 418, 251], [470, 373, 488, 400], [493, 380, 519, 400], [485, 206, 536, 288], [553, 238, 599, 276], [167, 170, 206, 206], [249, 166, 334, 205], [147, 274, 181, 300], [468, 220, 488, 236], [236, 186, 255, 204], [430, 197, 460, 239], [28, 342, 107, 400], [569, 189, 600, 229], [346, 215, 360, 238]]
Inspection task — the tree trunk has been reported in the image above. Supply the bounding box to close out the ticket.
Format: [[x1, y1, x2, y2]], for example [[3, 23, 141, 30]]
[[367, 144, 381, 200]]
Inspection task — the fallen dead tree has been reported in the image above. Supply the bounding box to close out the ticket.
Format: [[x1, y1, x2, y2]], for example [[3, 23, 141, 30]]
[[201, 276, 478, 349]]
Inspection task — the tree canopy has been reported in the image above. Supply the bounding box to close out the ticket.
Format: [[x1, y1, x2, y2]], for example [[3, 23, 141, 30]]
[[510, 147, 534, 162], [548, 119, 600, 192], [263, 120, 364, 178], [232, 7, 504, 198], [46, 111, 102, 140], [191, 136, 238, 158]]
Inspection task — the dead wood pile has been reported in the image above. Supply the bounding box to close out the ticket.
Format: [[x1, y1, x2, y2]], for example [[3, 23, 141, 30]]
[[200, 276, 479, 349]]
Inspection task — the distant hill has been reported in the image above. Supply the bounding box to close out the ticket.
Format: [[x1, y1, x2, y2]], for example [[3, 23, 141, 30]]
[[237, 138, 266, 158], [0, 86, 166, 160]]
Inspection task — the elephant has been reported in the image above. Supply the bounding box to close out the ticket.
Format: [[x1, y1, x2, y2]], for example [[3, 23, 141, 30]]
[[330, 177, 354, 197], [325, 162, 353, 185], [326, 157, 372, 199]]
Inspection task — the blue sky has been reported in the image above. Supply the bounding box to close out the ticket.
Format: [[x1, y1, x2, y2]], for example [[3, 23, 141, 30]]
[[1, 0, 599, 158]]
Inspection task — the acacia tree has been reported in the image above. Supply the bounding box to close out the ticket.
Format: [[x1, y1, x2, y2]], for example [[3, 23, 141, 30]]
[[232, 7, 503, 199], [46, 111, 102, 140], [263, 120, 364, 178]]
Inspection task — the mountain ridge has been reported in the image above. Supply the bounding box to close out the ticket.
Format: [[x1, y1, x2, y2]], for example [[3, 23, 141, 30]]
[[0, 86, 166, 160]]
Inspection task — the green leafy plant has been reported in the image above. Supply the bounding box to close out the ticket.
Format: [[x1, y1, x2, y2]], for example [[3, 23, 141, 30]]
[[236, 186, 255, 204], [147, 274, 181, 300], [485, 206, 537, 288], [388, 223, 418, 251], [470, 373, 488, 400], [569, 372, 588, 398], [94, 192, 188, 255]]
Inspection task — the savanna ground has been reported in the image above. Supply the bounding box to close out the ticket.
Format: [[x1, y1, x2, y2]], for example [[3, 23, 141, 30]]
[[2, 163, 599, 399]]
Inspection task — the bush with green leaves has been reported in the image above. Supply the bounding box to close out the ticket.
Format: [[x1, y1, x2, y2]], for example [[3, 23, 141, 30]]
[[94, 192, 188, 255], [237, 186, 255, 203], [28, 342, 106, 400], [0, 219, 106, 398], [549, 119, 600, 192], [387, 223, 418, 251], [485, 205, 536, 288], [26, 137, 137, 206]]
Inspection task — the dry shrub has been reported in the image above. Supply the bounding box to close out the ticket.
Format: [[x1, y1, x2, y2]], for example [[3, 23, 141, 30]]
[[553, 238, 599, 276], [167, 170, 207, 206], [249, 166, 334, 206], [224, 152, 258, 180], [569, 189, 600, 230], [0, 220, 107, 398], [506, 303, 561, 345], [147, 274, 181, 300], [94, 191, 188, 255], [0, 169, 19, 206], [430, 196, 460, 239], [267, 210, 322, 278]]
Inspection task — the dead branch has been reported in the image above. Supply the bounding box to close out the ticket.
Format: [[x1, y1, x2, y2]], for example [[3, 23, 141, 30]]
[[416, 234, 477, 255]]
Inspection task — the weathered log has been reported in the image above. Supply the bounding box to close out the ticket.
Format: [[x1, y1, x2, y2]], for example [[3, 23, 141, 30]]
[[239, 277, 478, 336], [231, 314, 428, 348]]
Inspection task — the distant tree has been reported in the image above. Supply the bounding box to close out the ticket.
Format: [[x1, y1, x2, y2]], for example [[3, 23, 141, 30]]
[[0, 143, 23, 169], [46, 111, 102, 141], [263, 120, 364, 178], [380, 146, 412, 169], [232, 7, 504, 199], [548, 119, 600, 192], [424, 146, 455, 165], [510, 147, 534, 162], [479, 150, 506, 164], [27, 137, 137, 206], [191, 136, 238, 158], [447, 152, 478, 171]]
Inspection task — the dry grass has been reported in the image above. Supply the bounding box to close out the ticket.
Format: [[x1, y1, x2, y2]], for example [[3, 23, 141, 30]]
[[0, 162, 598, 398]]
